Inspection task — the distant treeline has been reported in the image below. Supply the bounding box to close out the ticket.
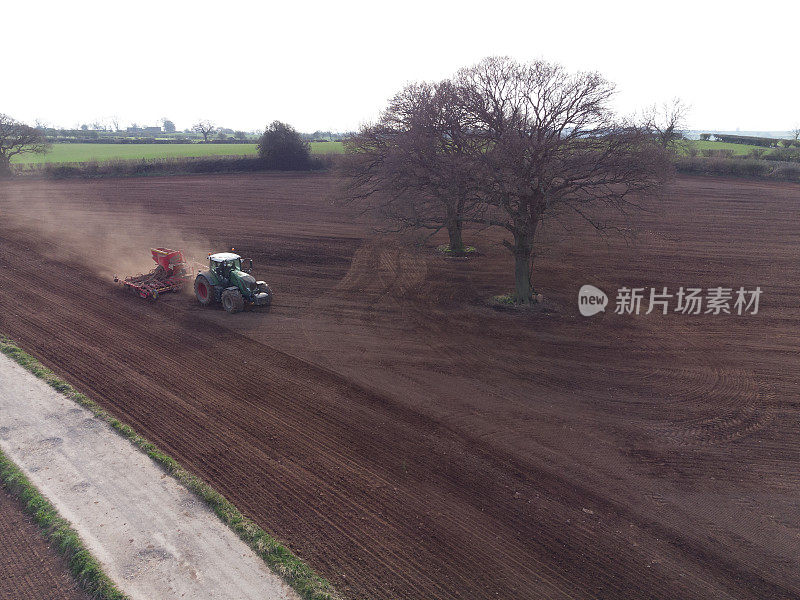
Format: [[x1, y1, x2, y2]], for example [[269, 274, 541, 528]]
[[46, 137, 253, 144], [699, 133, 800, 148], [38, 128, 353, 145], [299, 131, 355, 142]]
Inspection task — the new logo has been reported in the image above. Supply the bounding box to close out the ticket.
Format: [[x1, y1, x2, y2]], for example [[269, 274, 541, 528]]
[[578, 285, 608, 316]]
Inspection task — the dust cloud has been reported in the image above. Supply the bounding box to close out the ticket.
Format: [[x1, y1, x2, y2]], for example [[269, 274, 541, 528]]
[[1, 183, 212, 280]]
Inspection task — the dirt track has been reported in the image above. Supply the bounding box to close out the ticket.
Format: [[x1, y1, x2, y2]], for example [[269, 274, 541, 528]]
[[0, 352, 300, 600], [1, 173, 799, 599], [0, 488, 89, 600]]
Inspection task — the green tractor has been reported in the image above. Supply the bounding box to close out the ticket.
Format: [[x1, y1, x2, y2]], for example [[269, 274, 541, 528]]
[[194, 252, 272, 313]]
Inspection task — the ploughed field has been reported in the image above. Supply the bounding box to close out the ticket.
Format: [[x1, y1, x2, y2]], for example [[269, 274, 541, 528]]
[[0, 488, 89, 600], [0, 173, 798, 599]]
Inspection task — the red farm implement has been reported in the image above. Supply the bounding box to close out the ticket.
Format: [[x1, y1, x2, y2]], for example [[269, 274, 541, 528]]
[[114, 248, 192, 300]]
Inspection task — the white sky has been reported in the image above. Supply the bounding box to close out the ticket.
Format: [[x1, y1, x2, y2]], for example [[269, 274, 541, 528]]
[[5, 0, 799, 133]]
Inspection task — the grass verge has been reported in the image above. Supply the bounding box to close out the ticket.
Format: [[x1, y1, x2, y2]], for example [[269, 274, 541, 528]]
[[0, 335, 341, 600], [0, 450, 129, 600]]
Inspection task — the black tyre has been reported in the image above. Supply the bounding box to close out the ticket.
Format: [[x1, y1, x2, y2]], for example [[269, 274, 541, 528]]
[[194, 275, 214, 306], [257, 281, 273, 306], [221, 289, 245, 314]]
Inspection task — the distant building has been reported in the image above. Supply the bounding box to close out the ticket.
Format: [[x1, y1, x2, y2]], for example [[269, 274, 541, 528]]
[[126, 126, 162, 134]]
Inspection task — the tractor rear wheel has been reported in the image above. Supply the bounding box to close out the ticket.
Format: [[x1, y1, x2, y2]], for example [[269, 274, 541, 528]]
[[258, 282, 273, 306], [221, 289, 245, 314], [194, 275, 214, 306]]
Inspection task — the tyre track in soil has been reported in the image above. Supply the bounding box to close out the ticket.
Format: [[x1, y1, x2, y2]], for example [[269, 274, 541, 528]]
[[0, 232, 790, 600], [0, 236, 616, 598], [300, 238, 789, 597], [0, 174, 798, 600], [317, 240, 774, 457]]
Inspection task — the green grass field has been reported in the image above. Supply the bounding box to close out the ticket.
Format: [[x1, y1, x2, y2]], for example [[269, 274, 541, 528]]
[[690, 140, 762, 155], [13, 139, 773, 165], [11, 141, 344, 164]]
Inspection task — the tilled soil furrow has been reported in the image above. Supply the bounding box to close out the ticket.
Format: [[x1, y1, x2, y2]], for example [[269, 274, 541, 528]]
[[1, 174, 798, 599]]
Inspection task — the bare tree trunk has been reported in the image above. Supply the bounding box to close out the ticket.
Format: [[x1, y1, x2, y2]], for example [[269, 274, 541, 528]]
[[511, 227, 535, 304], [513, 249, 532, 303], [446, 212, 465, 254]]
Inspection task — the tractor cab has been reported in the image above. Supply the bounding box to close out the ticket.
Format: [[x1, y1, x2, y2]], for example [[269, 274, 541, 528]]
[[209, 252, 242, 283]]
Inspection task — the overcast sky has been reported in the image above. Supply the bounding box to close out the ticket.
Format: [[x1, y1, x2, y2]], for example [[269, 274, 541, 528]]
[[5, 1, 798, 133]]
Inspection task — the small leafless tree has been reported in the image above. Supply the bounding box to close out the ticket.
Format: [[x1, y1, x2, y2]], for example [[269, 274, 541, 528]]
[[792, 127, 800, 141], [645, 98, 690, 154], [454, 57, 673, 303], [0, 114, 51, 176], [339, 81, 481, 253], [192, 120, 216, 142]]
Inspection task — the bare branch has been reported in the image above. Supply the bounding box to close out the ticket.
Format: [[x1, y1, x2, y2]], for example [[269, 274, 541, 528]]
[[0, 114, 51, 176], [192, 120, 217, 143]]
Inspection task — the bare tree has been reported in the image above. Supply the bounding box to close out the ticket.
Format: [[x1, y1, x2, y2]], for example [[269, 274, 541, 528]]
[[340, 81, 481, 253], [792, 127, 800, 141], [645, 98, 690, 153], [0, 114, 51, 176], [338, 58, 673, 303], [192, 120, 216, 142], [453, 57, 673, 303]]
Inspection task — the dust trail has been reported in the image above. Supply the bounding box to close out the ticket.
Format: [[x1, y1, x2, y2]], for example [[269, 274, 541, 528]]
[[0, 182, 212, 280]]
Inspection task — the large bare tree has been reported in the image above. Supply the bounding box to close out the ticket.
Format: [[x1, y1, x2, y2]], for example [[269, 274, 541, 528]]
[[644, 97, 690, 154], [340, 81, 481, 253], [0, 114, 51, 176], [453, 57, 673, 302], [339, 57, 673, 303], [192, 120, 216, 142]]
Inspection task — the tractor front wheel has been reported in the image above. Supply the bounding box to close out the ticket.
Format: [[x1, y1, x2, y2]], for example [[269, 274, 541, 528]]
[[221, 289, 245, 314], [194, 275, 214, 306]]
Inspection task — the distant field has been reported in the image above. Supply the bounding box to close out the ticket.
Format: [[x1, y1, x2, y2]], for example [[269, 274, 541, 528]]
[[12, 141, 344, 164], [311, 141, 345, 154], [690, 140, 762, 155], [11, 140, 768, 165]]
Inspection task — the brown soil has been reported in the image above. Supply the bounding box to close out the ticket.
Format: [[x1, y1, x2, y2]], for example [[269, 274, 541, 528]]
[[0, 488, 89, 600], [0, 173, 798, 599]]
